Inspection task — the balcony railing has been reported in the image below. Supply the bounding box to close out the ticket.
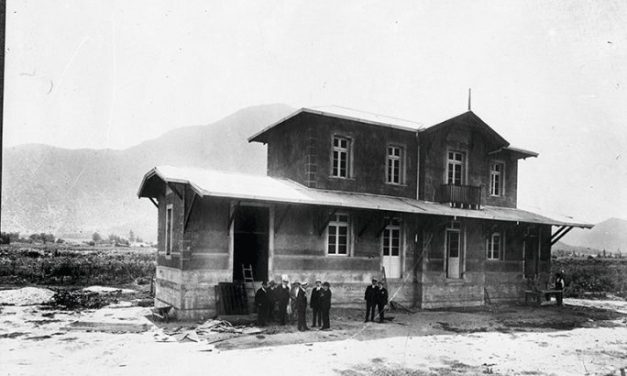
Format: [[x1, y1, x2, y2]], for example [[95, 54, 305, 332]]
[[436, 184, 482, 209]]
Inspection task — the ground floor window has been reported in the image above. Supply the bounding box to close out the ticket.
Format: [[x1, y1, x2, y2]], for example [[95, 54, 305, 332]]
[[327, 213, 349, 255], [382, 218, 402, 278], [165, 204, 173, 255], [487, 232, 502, 260], [445, 222, 462, 279]]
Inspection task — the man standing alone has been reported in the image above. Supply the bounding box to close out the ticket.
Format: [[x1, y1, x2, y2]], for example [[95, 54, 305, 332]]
[[376, 281, 388, 323], [295, 282, 309, 331], [319, 282, 332, 330], [310, 280, 322, 327], [364, 278, 378, 322]]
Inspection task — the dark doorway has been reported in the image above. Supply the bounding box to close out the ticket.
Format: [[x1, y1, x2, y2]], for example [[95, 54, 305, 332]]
[[233, 205, 269, 283], [524, 235, 538, 278]]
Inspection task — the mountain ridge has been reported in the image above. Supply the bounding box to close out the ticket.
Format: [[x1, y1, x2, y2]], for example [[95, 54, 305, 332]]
[[1, 103, 295, 241]]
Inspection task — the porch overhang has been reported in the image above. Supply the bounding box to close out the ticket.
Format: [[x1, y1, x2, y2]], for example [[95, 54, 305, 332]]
[[137, 166, 593, 229]]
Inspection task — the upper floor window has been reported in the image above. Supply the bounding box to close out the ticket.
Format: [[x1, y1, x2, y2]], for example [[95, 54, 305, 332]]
[[327, 213, 349, 255], [487, 232, 502, 260], [332, 136, 351, 178], [447, 151, 465, 185], [165, 204, 173, 255], [386, 146, 405, 185], [490, 162, 505, 196]]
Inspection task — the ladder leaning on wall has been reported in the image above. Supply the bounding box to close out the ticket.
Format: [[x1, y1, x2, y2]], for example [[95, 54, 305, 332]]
[[242, 264, 255, 296]]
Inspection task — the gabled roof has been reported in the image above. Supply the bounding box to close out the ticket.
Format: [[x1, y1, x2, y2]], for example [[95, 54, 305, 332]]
[[421, 111, 509, 147], [248, 106, 423, 143], [138, 166, 592, 228]]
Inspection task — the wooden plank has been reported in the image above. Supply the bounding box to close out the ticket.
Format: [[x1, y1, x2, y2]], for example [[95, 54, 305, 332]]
[[551, 226, 573, 246], [273, 205, 291, 234], [167, 183, 183, 200], [148, 197, 159, 208], [184, 192, 197, 231]]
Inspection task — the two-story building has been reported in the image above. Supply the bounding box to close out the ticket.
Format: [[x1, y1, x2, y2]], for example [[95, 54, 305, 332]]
[[137, 106, 592, 320]]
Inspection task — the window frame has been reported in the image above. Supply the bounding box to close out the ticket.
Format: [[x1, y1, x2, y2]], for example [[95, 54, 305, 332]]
[[165, 203, 174, 256], [330, 135, 352, 179], [326, 212, 350, 256], [446, 150, 466, 186], [489, 161, 506, 197], [381, 217, 401, 257], [487, 231, 503, 260], [386, 145, 405, 185]]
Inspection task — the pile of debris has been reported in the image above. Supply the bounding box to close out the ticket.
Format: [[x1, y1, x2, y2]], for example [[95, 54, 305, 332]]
[[47, 289, 117, 310], [159, 319, 265, 344]]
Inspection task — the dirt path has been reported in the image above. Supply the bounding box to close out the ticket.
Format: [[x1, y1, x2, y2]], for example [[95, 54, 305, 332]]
[[1, 297, 627, 376]]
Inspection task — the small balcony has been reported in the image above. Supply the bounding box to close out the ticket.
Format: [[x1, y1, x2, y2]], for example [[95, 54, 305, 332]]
[[436, 184, 482, 209]]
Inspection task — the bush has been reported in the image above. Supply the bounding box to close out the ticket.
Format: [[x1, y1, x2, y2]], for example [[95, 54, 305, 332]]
[[0, 245, 156, 286], [553, 257, 627, 298]]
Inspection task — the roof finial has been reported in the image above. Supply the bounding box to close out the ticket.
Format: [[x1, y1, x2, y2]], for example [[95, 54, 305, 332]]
[[468, 88, 472, 111]]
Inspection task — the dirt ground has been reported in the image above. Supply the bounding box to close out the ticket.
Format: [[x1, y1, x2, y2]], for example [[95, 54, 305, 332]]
[[1, 288, 627, 376]]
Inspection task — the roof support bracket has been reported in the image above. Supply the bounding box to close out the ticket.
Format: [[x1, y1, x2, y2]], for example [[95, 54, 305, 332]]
[[551, 225, 568, 242], [167, 183, 183, 200], [184, 193, 197, 232], [357, 213, 376, 237], [376, 216, 392, 238], [318, 208, 338, 236], [228, 201, 241, 230], [551, 226, 573, 246], [274, 205, 291, 235], [148, 197, 158, 208]]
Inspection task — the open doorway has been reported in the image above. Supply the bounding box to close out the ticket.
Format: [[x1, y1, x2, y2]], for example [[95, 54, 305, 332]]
[[233, 205, 269, 283], [524, 235, 538, 279]]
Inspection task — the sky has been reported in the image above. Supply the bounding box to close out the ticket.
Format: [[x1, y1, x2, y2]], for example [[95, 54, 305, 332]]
[[3, 0, 627, 224]]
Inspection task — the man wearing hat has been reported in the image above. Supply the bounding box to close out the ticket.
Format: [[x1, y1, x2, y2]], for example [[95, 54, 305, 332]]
[[267, 280, 277, 322], [254, 281, 270, 326], [319, 282, 332, 330], [364, 278, 379, 322], [376, 281, 389, 323], [276, 279, 291, 325], [295, 282, 309, 331], [310, 280, 322, 327]]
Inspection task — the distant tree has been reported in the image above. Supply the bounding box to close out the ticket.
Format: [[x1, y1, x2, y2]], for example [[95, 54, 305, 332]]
[[56, 238, 65, 244], [92, 232, 102, 242], [135, 236, 143, 243], [39, 233, 55, 244], [7, 232, 20, 243], [0, 233, 10, 244], [129, 230, 135, 242], [30, 233, 42, 243]]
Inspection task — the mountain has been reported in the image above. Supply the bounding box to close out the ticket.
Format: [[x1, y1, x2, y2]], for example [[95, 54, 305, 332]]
[[1, 104, 294, 242], [560, 217, 627, 253]]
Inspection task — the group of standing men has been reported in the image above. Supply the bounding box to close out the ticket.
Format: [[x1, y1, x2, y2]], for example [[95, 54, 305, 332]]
[[364, 279, 388, 323], [254, 277, 390, 329], [254, 279, 332, 331]]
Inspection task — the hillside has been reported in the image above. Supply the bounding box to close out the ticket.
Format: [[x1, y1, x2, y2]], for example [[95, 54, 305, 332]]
[[561, 218, 627, 253], [1, 104, 294, 241]]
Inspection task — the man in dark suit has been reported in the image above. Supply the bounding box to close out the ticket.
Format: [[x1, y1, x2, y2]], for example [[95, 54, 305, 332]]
[[310, 280, 322, 327], [276, 279, 291, 325], [319, 282, 332, 330], [364, 278, 378, 322], [376, 281, 389, 323], [254, 281, 270, 326], [267, 280, 277, 322], [295, 282, 309, 331]]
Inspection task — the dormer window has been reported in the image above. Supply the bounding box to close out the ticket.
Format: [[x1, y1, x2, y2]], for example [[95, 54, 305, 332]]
[[386, 145, 405, 185], [490, 162, 505, 196], [447, 151, 465, 185], [331, 135, 351, 178]]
